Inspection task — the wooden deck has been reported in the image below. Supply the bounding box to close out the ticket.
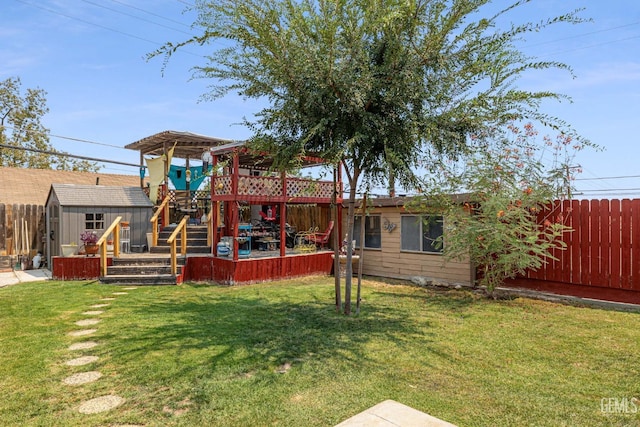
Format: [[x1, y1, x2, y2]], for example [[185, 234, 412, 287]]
[[183, 250, 334, 285], [53, 250, 334, 285]]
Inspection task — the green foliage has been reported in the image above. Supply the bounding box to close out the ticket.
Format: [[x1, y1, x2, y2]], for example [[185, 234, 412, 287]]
[[0, 77, 98, 171], [152, 0, 587, 312], [415, 123, 584, 294]]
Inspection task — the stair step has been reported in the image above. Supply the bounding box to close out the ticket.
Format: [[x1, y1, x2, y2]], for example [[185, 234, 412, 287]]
[[150, 246, 211, 254], [111, 256, 184, 266], [100, 274, 179, 285], [155, 238, 209, 246], [107, 265, 182, 275]]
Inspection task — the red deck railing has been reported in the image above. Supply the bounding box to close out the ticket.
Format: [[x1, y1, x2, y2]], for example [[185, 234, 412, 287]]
[[213, 175, 339, 203]]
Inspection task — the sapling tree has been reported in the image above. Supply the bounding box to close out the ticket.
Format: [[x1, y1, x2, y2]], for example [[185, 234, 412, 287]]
[[414, 123, 585, 295]]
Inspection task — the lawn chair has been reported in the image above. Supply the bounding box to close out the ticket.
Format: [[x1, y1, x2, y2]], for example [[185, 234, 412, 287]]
[[307, 221, 334, 249]]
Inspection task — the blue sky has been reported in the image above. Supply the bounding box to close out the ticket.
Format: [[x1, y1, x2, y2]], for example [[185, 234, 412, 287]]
[[2, 0, 639, 197]]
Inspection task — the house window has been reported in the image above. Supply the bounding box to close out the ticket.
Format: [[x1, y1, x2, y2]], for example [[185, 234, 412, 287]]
[[85, 213, 105, 230], [401, 215, 443, 253], [353, 215, 381, 249]]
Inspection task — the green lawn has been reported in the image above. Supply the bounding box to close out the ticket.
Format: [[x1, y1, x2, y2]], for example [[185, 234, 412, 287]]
[[1, 277, 639, 426]]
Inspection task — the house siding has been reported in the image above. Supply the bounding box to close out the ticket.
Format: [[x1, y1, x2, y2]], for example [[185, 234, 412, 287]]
[[346, 205, 472, 284]]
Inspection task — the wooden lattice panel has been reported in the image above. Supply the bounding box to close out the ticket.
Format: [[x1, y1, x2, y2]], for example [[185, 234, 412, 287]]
[[287, 180, 334, 199], [237, 176, 283, 197], [213, 176, 232, 195]]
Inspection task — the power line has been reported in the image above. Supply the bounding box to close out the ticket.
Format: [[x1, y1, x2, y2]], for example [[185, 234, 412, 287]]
[[575, 174, 640, 181], [537, 35, 640, 59], [14, 0, 203, 57], [2, 125, 127, 150], [81, 0, 195, 36], [0, 143, 144, 168], [575, 187, 640, 193], [526, 21, 640, 48], [107, 0, 193, 29]]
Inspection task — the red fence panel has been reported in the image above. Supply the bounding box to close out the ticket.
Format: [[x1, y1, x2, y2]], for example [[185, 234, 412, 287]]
[[579, 200, 591, 286], [632, 199, 640, 290], [621, 199, 632, 289], [569, 199, 581, 285], [514, 199, 640, 294], [609, 199, 621, 288]]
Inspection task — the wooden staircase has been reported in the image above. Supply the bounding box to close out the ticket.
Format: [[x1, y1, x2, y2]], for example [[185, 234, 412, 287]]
[[100, 255, 186, 285], [150, 224, 211, 254], [99, 224, 210, 285]]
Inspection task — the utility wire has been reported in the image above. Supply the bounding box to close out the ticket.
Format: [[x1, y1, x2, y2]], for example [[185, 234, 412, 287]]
[[81, 0, 194, 36], [0, 143, 143, 168], [526, 21, 640, 48], [108, 0, 193, 29], [575, 187, 640, 193], [14, 0, 203, 57], [2, 125, 127, 150], [575, 174, 640, 181]]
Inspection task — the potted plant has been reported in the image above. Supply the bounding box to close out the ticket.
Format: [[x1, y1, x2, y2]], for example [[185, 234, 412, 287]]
[[60, 242, 78, 257], [80, 230, 99, 256]]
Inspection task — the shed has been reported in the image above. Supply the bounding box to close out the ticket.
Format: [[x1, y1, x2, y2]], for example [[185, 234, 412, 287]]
[[45, 184, 153, 266], [343, 196, 474, 286]]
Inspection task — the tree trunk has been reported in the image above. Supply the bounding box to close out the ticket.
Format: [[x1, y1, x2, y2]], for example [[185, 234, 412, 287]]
[[332, 166, 341, 313], [344, 169, 360, 315], [356, 193, 366, 314]]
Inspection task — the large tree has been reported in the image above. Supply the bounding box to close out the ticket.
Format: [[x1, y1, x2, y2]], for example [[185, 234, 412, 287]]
[[154, 0, 584, 313], [0, 77, 97, 171]]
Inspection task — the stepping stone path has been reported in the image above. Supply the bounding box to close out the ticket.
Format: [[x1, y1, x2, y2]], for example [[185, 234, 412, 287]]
[[63, 289, 138, 417], [66, 355, 99, 366], [75, 318, 100, 326], [69, 341, 98, 351], [78, 395, 125, 414], [63, 371, 102, 385], [82, 310, 103, 315], [68, 329, 97, 337]]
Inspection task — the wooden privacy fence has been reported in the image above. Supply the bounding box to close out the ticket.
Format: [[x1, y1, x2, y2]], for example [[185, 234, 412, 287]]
[[522, 199, 640, 290], [0, 204, 45, 256]]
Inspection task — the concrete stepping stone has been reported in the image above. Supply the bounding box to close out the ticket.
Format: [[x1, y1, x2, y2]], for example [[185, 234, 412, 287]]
[[66, 355, 99, 366], [82, 310, 104, 315], [62, 371, 102, 385], [90, 304, 109, 308], [112, 292, 128, 295], [68, 341, 98, 351], [100, 297, 116, 301], [68, 329, 97, 337], [122, 287, 137, 290], [78, 395, 125, 414], [75, 318, 100, 326]]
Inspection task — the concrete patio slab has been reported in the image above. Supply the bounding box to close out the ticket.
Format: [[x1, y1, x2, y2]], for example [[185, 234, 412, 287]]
[[0, 269, 51, 288], [335, 400, 457, 427]]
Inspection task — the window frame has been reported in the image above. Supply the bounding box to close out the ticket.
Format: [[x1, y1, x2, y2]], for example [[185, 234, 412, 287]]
[[84, 212, 105, 231], [353, 214, 382, 250], [400, 214, 444, 254]]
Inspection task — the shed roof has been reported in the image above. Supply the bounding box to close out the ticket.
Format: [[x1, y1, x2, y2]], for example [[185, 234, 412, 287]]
[[0, 167, 143, 205], [125, 130, 236, 159], [47, 184, 153, 208]]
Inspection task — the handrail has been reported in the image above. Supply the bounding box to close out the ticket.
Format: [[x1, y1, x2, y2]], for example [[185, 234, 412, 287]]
[[150, 196, 171, 248], [97, 216, 122, 277], [206, 207, 213, 246], [167, 215, 188, 275]]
